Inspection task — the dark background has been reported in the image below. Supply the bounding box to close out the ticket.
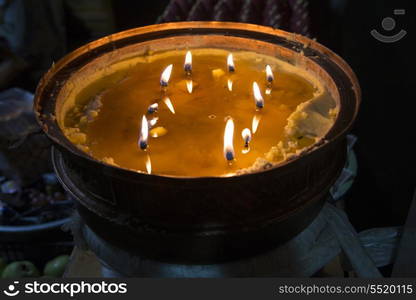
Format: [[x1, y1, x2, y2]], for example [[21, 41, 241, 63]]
[[1, 0, 414, 231], [313, 0, 415, 230]]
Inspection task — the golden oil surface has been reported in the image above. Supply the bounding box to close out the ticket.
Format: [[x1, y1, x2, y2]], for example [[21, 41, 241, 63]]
[[65, 49, 315, 176]]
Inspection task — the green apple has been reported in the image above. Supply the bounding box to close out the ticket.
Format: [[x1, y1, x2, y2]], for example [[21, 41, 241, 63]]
[[2, 261, 40, 278], [0, 257, 7, 275], [43, 255, 69, 277]]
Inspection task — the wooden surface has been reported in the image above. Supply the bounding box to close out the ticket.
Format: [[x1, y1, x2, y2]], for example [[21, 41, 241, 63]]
[[392, 189, 416, 277]]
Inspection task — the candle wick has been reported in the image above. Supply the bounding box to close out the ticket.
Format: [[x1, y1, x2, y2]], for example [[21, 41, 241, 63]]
[[147, 103, 158, 114], [266, 65, 274, 85], [241, 128, 252, 150], [185, 65, 192, 76], [225, 152, 234, 161], [253, 81, 264, 110], [139, 139, 148, 151], [227, 53, 235, 73], [184, 51, 192, 76], [139, 115, 149, 151]]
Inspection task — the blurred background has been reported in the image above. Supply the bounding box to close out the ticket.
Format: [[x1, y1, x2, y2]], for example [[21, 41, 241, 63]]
[[0, 0, 414, 277]]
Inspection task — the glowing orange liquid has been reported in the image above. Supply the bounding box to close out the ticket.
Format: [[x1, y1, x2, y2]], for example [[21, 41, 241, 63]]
[[64, 50, 315, 176]]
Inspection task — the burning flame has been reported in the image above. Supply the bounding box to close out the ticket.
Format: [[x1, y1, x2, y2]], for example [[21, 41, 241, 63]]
[[186, 79, 193, 94], [145, 154, 152, 174], [138, 115, 148, 150], [227, 79, 233, 91], [252, 81, 264, 109], [163, 96, 176, 114], [160, 64, 173, 87], [147, 103, 158, 114], [223, 118, 235, 161], [266, 65, 274, 83], [252, 115, 261, 134], [227, 53, 235, 72], [184, 51, 192, 74], [242, 128, 252, 147]]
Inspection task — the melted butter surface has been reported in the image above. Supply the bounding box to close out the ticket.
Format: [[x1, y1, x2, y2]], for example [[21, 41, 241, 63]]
[[64, 49, 316, 176]]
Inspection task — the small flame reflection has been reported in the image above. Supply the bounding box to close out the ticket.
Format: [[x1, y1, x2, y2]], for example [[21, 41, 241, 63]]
[[186, 79, 193, 93], [145, 155, 152, 174], [163, 96, 176, 114], [148, 117, 158, 128], [252, 115, 261, 134]]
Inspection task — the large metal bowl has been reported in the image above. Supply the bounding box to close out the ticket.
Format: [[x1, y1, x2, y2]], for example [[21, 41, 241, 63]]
[[35, 22, 360, 263]]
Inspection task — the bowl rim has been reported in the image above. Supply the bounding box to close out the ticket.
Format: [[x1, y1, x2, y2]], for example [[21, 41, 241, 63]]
[[34, 21, 361, 181]]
